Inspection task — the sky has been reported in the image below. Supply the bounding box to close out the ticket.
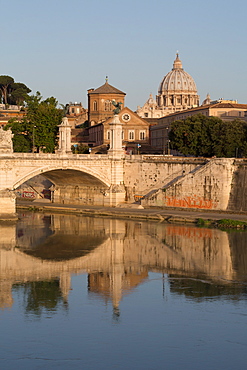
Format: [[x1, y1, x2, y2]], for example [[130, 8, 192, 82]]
[[1, 0, 247, 110]]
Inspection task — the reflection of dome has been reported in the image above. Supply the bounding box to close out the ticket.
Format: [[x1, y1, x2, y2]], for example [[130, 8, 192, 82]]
[[159, 54, 197, 93]]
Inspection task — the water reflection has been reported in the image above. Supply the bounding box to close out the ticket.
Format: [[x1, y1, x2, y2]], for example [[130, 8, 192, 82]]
[[1, 212, 247, 315]]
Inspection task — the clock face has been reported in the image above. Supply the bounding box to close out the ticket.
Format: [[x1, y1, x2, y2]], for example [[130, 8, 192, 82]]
[[122, 113, 131, 122]]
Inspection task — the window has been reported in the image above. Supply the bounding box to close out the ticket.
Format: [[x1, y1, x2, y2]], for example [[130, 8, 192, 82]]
[[122, 130, 124, 140], [129, 130, 135, 140], [107, 130, 110, 140], [105, 100, 111, 111], [144, 113, 148, 117], [140, 131, 145, 140], [93, 101, 98, 111]]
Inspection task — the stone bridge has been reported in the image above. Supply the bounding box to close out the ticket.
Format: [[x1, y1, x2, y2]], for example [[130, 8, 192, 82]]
[[1, 151, 247, 217], [0, 112, 247, 217], [0, 152, 126, 217]]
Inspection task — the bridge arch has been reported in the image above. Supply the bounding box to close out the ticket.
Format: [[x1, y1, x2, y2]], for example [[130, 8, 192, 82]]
[[13, 164, 111, 190]]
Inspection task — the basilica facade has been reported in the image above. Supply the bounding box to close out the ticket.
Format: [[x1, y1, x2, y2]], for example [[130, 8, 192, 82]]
[[137, 54, 200, 118]]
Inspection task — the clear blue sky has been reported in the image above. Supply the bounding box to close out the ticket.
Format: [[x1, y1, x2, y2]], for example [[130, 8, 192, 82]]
[[1, 0, 246, 110]]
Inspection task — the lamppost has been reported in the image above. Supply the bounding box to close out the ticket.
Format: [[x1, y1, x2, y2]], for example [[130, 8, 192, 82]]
[[167, 138, 170, 155], [32, 125, 36, 153], [163, 128, 166, 155], [164, 127, 170, 155]]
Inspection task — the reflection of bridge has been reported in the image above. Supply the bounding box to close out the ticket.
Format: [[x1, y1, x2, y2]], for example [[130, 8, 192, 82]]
[[1, 214, 244, 310]]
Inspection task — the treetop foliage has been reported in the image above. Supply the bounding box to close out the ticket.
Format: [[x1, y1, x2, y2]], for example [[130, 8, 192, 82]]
[[0, 75, 31, 107], [169, 114, 247, 158]]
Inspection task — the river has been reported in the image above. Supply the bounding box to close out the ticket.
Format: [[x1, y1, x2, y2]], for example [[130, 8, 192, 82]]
[[1, 211, 247, 369]]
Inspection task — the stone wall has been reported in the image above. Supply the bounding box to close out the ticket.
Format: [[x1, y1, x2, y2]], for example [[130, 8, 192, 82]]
[[227, 160, 247, 211], [141, 158, 235, 210], [123, 156, 207, 203]]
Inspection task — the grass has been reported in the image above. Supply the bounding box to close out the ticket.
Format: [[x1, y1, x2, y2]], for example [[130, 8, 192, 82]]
[[197, 218, 247, 229], [216, 219, 247, 229], [197, 218, 212, 227]]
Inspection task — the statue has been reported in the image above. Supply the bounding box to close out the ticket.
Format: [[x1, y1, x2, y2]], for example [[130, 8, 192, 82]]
[[61, 117, 69, 126], [112, 100, 122, 115]]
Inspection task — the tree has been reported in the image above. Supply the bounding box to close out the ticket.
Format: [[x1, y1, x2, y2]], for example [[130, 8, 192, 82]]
[[0, 75, 31, 107], [6, 118, 31, 152], [71, 144, 89, 154], [169, 114, 247, 158], [10, 83, 31, 106], [211, 119, 247, 157], [0, 75, 14, 106], [5, 92, 63, 153]]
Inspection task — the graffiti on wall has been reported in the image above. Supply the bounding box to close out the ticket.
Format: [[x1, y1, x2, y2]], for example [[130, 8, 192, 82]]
[[22, 191, 35, 199], [165, 195, 217, 209]]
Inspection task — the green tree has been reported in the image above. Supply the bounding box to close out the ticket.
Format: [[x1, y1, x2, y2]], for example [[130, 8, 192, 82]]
[[6, 118, 31, 152], [211, 119, 247, 157], [71, 143, 89, 154], [0, 75, 14, 106], [10, 82, 31, 106], [6, 92, 63, 153], [170, 114, 247, 158], [0, 76, 31, 107]]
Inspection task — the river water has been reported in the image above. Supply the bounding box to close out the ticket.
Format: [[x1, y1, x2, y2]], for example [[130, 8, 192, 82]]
[[1, 211, 247, 369]]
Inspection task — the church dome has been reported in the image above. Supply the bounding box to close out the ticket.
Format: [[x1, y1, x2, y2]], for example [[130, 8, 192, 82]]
[[158, 54, 197, 94], [146, 93, 156, 106]]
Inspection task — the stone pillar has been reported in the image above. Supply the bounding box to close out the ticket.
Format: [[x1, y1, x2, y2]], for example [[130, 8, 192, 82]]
[[57, 117, 72, 154], [106, 115, 126, 206], [108, 115, 124, 158], [0, 129, 17, 220], [0, 127, 14, 154]]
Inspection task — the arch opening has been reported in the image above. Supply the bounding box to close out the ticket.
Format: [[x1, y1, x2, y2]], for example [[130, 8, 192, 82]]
[[15, 169, 110, 206]]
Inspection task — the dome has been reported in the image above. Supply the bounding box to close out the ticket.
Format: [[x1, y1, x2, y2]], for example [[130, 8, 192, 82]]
[[158, 54, 197, 94], [146, 93, 156, 106]]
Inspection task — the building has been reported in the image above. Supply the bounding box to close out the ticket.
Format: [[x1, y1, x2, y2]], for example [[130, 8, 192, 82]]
[[65, 102, 87, 129], [88, 106, 151, 153], [65, 102, 88, 147], [150, 100, 247, 152], [137, 54, 200, 119], [136, 94, 161, 119], [87, 78, 126, 126], [0, 105, 25, 126]]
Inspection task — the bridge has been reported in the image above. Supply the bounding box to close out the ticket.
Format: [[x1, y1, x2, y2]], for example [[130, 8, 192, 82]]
[[0, 115, 246, 218], [0, 152, 126, 217]]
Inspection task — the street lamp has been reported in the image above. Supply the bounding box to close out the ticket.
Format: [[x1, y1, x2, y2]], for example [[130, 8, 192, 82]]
[[32, 125, 36, 153]]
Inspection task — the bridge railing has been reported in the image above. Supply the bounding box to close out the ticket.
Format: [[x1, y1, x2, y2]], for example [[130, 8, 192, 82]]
[[0, 152, 112, 160]]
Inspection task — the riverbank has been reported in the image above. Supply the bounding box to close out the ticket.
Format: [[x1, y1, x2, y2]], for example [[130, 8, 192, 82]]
[[16, 200, 247, 226]]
